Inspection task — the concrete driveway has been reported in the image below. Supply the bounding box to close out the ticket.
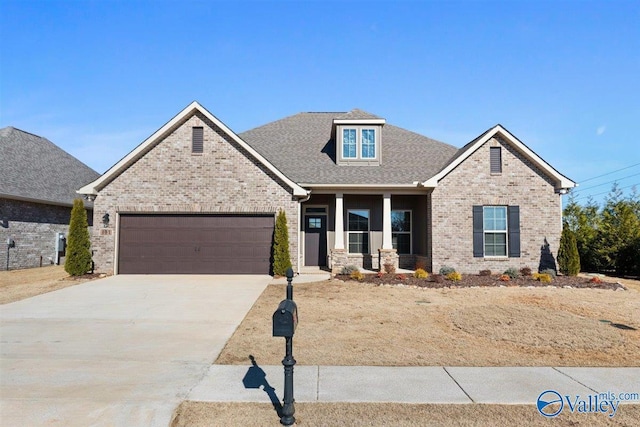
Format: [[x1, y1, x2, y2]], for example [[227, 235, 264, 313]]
[[0, 274, 270, 426]]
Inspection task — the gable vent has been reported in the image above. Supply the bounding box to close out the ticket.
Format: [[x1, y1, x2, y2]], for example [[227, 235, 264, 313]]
[[192, 127, 203, 153], [490, 146, 502, 173]]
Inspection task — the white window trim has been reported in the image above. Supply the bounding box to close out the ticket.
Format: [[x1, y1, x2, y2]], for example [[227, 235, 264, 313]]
[[340, 126, 379, 161], [347, 209, 370, 254], [391, 210, 412, 254], [483, 206, 508, 257]]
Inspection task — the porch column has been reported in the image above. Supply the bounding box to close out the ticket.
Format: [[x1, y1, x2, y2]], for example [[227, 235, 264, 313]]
[[382, 193, 392, 250], [334, 193, 344, 249]]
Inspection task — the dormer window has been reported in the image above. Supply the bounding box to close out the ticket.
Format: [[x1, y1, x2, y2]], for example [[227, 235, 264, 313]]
[[343, 129, 357, 158], [342, 128, 377, 160], [334, 109, 386, 166]]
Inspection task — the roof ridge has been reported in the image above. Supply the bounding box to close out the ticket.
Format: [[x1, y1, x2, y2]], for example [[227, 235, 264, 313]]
[[1, 126, 45, 139]]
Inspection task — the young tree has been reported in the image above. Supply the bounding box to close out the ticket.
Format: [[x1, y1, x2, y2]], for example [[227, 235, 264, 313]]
[[557, 222, 580, 276], [272, 210, 292, 276], [597, 183, 640, 274], [65, 198, 92, 276], [563, 195, 601, 272]]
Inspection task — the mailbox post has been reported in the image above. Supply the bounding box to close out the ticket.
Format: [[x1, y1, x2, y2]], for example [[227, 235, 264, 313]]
[[272, 267, 297, 426]]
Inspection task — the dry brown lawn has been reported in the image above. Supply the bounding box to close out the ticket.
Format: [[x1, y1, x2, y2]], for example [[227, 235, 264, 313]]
[[217, 279, 640, 367], [4, 267, 639, 425], [0, 265, 101, 304], [171, 402, 640, 426]]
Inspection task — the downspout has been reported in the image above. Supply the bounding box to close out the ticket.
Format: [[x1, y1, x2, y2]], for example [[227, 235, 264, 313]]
[[296, 190, 312, 273]]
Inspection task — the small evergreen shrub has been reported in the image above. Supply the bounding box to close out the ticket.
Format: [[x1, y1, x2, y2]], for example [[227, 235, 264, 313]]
[[479, 269, 492, 276], [538, 273, 552, 283], [350, 270, 364, 281], [65, 199, 92, 276], [439, 266, 456, 276], [520, 267, 532, 277], [414, 268, 429, 279], [557, 223, 581, 276], [383, 263, 396, 274], [341, 265, 359, 275], [446, 271, 461, 281], [503, 267, 520, 279], [540, 268, 557, 278], [272, 210, 292, 276], [533, 272, 553, 283]]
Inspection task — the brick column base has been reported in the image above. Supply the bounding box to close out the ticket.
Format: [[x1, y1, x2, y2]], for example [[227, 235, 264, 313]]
[[379, 249, 399, 273], [329, 249, 348, 275]]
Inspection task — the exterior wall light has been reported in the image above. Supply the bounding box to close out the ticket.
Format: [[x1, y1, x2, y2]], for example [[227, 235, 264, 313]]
[[102, 213, 110, 228]]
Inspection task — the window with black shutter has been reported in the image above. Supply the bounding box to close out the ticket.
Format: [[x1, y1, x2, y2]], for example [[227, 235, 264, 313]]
[[473, 205, 520, 257], [490, 146, 502, 173], [192, 127, 203, 153]]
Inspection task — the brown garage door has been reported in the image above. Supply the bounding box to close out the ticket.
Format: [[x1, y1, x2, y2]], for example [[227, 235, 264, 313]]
[[118, 214, 274, 274]]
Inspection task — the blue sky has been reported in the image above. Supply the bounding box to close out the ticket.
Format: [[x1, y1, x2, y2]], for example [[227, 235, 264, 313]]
[[1, 0, 638, 206]]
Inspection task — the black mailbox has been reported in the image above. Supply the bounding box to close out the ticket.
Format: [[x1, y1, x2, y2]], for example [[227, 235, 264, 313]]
[[273, 299, 298, 337]]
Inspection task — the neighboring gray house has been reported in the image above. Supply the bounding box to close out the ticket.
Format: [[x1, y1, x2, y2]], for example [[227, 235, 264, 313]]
[[0, 127, 100, 270], [78, 102, 575, 275]]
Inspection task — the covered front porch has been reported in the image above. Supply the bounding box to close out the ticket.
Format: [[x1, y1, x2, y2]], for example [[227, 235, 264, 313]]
[[300, 191, 431, 274]]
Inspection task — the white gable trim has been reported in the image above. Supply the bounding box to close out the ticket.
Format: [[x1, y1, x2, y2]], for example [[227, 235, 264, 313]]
[[333, 118, 386, 125], [421, 125, 576, 191], [78, 101, 308, 197]]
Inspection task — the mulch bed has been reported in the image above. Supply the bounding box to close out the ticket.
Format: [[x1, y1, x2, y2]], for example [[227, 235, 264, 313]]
[[334, 273, 626, 290]]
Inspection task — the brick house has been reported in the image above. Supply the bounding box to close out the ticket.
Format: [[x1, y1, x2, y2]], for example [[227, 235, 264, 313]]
[[0, 127, 99, 270], [78, 102, 575, 275]]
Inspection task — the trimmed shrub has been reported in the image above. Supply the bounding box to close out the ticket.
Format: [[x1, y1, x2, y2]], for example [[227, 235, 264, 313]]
[[414, 268, 429, 279], [341, 265, 359, 275], [272, 210, 292, 276], [439, 266, 456, 276], [503, 267, 520, 279], [350, 270, 364, 281], [65, 199, 92, 276], [520, 267, 532, 277], [479, 269, 492, 276], [499, 274, 511, 282], [533, 272, 553, 283], [540, 268, 557, 278], [446, 271, 462, 281]]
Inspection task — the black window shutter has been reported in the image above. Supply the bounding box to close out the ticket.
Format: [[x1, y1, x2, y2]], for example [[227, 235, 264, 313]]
[[192, 127, 204, 153], [473, 206, 484, 257], [490, 147, 502, 173], [508, 206, 520, 257]]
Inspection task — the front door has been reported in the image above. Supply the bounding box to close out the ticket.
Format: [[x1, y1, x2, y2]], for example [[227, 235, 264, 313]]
[[304, 215, 327, 266]]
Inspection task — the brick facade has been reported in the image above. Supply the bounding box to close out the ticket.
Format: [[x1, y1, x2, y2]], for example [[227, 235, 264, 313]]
[[430, 136, 562, 274], [91, 111, 299, 274], [0, 198, 93, 270]]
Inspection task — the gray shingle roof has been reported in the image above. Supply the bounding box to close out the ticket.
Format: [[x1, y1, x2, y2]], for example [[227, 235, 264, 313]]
[[0, 127, 100, 207], [239, 111, 458, 185], [334, 109, 384, 120]]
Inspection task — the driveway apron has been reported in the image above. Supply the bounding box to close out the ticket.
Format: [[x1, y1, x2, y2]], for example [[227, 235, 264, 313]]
[[0, 274, 270, 427]]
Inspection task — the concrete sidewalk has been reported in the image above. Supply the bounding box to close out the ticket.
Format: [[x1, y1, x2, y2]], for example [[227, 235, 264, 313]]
[[189, 365, 640, 404]]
